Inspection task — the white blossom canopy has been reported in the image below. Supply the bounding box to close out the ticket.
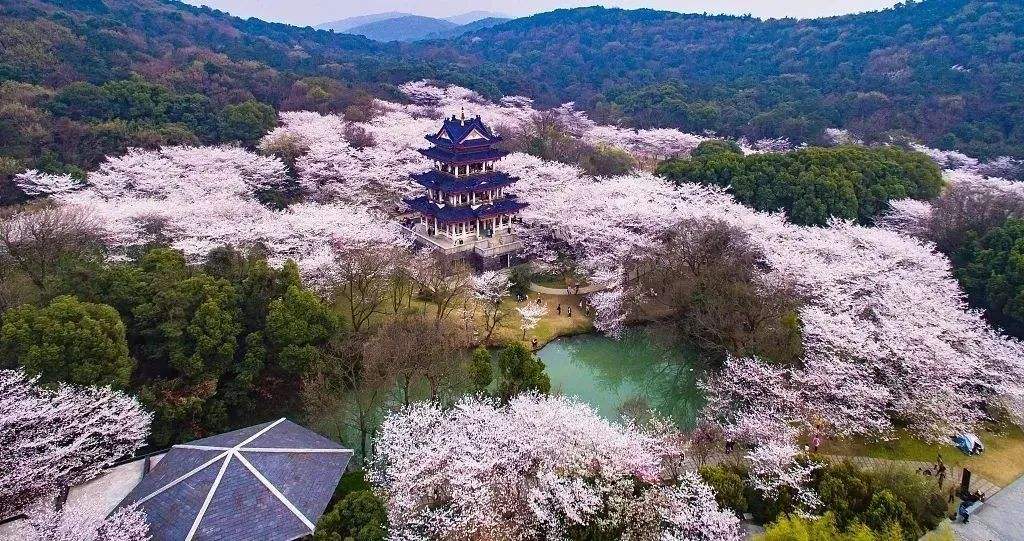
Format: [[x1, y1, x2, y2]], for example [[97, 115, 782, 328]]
[[15, 80, 1024, 453], [370, 394, 742, 541]]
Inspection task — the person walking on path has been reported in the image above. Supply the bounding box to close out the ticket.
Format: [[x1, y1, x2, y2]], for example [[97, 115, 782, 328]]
[[557, 303, 561, 315], [567, 306, 572, 318], [811, 434, 822, 453]]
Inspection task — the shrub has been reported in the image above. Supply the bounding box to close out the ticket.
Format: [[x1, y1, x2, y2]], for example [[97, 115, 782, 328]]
[[864, 490, 918, 539], [691, 139, 743, 158], [580, 144, 638, 176], [469, 346, 493, 392], [699, 465, 747, 516], [314, 490, 387, 541], [0, 295, 133, 388]]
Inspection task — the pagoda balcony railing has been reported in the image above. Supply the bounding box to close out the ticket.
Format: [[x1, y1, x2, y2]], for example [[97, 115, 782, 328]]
[[474, 238, 523, 258], [401, 222, 523, 257]]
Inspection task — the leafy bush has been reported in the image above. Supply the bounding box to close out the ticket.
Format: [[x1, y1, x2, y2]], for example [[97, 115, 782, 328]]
[[757, 513, 897, 541], [314, 490, 387, 541], [699, 465, 747, 516], [469, 346, 493, 392], [656, 146, 943, 226], [496, 342, 551, 402], [955, 219, 1024, 336], [864, 490, 918, 538], [0, 295, 133, 388]]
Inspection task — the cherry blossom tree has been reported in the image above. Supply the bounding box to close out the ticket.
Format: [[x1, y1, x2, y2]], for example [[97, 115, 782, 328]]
[[21, 145, 407, 280], [517, 302, 548, 340], [0, 369, 151, 519], [29, 504, 150, 541], [472, 270, 512, 344], [370, 394, 742, 541], [13, 170, 83, 198]]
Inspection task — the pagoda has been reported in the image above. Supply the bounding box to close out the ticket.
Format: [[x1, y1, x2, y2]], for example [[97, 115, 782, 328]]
[[404, 112, 528, 269]]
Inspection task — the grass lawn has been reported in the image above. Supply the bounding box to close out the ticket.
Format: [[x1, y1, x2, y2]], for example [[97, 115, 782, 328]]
[[530, 271, 589, 291], [491, 292, 593, 347], [822, 425, 1024, 487]]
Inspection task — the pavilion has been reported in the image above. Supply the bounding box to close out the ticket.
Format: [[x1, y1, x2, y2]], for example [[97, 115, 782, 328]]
[[115, 418, 352, 541], [403, 112, 528, 269]]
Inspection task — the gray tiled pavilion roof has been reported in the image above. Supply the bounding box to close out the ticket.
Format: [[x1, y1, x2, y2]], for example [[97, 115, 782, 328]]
[[116, 418, 352, 541]]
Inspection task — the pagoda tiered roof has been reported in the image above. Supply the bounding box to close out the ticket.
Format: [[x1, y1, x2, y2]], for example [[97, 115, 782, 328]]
[[411, 170, 519, 194], [418, 146, 509, 165], [425, 115, 502, 149], [405, 195, 528, 225]]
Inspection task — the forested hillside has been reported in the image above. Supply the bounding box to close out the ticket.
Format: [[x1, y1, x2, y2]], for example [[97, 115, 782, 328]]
[[0, 0, 487, 197], [435, 0, 1024, 158], [3, 0, 1024, 198]]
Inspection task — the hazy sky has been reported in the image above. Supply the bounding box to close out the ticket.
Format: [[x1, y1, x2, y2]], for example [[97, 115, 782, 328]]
[[182, 0, 902, 27]]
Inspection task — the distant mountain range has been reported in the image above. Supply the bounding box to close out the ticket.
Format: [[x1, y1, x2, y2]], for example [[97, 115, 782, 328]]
[[317, 11, 511, 42], [2, 0, 1024, 159]]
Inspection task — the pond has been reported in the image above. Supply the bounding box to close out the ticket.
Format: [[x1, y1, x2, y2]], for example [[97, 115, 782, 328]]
[[536, 329, 706, 428]]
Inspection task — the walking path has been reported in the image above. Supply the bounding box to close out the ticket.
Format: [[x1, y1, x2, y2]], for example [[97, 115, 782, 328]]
[[950, 473, 1024, 541], [527, 281, 608, 295]]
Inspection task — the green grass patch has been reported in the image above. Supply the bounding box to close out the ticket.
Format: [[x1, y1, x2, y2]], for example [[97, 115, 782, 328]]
[[823, 425, 1024, 486]]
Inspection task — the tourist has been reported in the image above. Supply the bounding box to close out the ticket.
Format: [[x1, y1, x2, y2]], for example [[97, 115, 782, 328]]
[[957, 490, 984, 523], [811, 434, 821, 453], [531, 337, 538, 350], [957, 500, 971, 523], [567, 306, 572, 318], [557, 303, 562, 315], [937, 461, 947, 488]]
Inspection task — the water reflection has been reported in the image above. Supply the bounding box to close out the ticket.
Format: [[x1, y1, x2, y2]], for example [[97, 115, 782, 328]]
[[537, 328, 706, 428]]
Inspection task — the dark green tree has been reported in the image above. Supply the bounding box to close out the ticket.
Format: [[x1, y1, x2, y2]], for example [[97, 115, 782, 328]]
[[656, 146, 943, 226], [954, 219, 1024, 336], [314, 490, 387, 541], [691, 139, 743, 158], [699, 465, 747, 516], [0, 295, 133, 388], [496, 342, 550, 402], [265, 285, 341, 374], [219, 100, 277, 147], [468, 346, 493, 392]]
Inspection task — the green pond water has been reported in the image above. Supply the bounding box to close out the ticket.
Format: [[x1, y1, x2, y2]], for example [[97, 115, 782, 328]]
[[536, 329, 706, 428]]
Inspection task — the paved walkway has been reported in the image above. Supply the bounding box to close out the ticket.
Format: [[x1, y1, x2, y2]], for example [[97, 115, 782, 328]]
[[950, 474, 1024, 541], [527, 281, 608, 295]]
